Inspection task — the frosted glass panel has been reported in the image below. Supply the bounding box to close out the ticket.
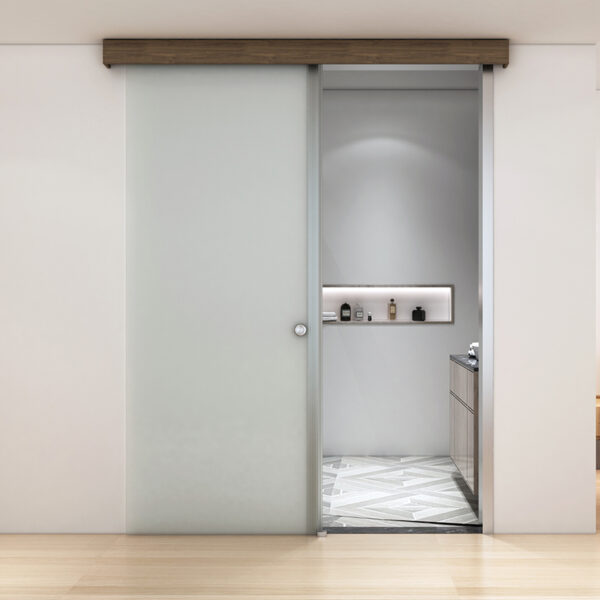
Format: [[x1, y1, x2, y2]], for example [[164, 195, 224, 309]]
[[126, 66, 308, 533]]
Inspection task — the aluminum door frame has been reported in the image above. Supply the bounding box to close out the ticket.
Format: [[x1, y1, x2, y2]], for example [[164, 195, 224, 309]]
[[309, 64, 495, 534]]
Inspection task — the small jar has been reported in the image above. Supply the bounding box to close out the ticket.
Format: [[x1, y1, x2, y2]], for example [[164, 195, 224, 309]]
[[412, 306, 426, 322]]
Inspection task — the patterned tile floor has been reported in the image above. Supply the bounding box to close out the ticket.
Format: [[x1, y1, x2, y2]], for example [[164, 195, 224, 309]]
[[323, 455, 479, 529]]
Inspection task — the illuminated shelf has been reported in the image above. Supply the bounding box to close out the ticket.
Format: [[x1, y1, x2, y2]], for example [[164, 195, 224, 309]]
[[323, 320, 451, 325], [322, 284, 454, 325]]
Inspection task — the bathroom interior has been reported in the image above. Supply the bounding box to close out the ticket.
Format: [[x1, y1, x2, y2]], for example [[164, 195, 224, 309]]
[[320, 64, 481, 533]]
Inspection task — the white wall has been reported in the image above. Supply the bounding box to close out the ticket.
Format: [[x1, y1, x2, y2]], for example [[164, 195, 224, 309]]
[[0, 43, 597, 534], [0, 45, 125, 532], [494, 44, 596, 533], [322, 89, 479, 456]]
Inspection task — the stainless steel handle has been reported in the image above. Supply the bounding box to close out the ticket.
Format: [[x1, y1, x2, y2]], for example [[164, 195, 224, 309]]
[[294, 323, 308, 337]]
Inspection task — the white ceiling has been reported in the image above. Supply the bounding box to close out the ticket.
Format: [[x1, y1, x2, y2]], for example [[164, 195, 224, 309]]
[[0, 0, 598, 44]]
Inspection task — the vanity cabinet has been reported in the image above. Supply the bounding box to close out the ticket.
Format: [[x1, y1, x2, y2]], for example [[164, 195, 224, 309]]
[[449, 356, 478, 494]]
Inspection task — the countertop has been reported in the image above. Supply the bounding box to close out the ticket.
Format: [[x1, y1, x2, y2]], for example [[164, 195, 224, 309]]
[[450, 354, 479, 372]]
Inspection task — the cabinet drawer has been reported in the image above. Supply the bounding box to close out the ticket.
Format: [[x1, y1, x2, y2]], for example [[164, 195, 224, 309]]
[[466, 409, 475, 493], [449, 394, 456, 463], [450, 360, 469, 402], [465, 371, 477, 411], [453, 396, 468, 482]]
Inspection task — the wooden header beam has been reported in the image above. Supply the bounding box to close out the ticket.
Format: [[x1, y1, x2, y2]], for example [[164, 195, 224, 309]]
[[103, 39, 509, 68]]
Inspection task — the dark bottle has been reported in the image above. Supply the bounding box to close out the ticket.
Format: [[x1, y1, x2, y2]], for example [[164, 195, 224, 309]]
[[412, 306, 426, 322], [340, 302, 351, 321]]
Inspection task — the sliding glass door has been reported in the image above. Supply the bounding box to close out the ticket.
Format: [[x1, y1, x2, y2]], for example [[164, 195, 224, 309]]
[[126, 66, 311, 533]]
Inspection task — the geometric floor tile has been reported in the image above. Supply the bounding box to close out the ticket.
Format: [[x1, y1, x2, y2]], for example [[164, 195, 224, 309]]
[[323, 455, 479, 528]]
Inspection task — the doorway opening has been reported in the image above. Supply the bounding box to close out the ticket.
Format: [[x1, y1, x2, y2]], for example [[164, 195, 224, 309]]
[[317, 65, 489, 533]]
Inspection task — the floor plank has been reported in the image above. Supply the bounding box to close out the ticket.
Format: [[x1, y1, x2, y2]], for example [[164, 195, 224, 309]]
[[0, 476, 597, 599]]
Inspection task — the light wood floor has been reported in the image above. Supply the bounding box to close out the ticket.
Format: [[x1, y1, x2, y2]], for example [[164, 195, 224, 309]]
[[1, 473, 599, 600]]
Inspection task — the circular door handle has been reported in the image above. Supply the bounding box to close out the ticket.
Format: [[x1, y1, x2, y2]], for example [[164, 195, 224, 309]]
[[294, 323, 308, 337]]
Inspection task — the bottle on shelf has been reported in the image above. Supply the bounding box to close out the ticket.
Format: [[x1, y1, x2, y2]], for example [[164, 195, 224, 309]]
[[367, 312, 372, 322], [388, 298, 397, 321], [340, 302, 351, 322], [354, 304, 364, 321], [412, 306, 426, 322]]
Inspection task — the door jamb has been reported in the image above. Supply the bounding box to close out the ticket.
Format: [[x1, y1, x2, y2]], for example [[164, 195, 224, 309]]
[[309, 64, 495, 534], [307, 64, 323, 533], [479, 65, 494, 533]]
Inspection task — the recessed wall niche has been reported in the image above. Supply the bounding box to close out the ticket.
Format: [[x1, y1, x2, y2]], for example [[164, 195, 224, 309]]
[[322, 285, 453, 324]]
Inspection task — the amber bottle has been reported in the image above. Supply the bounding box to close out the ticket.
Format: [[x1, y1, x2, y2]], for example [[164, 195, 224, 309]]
[[388, 298, 397, 320]]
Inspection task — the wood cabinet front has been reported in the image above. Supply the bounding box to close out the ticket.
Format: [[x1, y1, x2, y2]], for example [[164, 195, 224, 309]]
[[449, 358, 478, 495], [466, 408, 475, 492], [454, 397, 468, 480]]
